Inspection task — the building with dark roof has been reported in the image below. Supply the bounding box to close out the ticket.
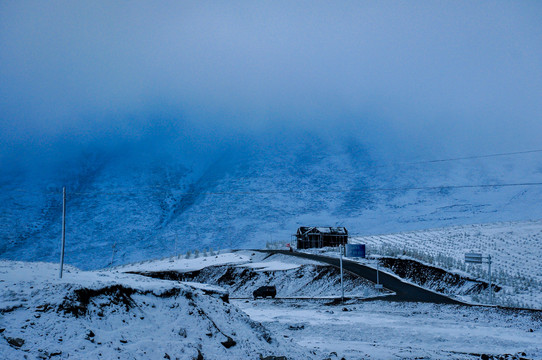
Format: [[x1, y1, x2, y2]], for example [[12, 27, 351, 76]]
[[295, 226, 348, 249]]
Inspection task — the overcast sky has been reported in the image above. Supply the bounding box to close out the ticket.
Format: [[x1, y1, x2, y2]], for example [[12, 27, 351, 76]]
[[1, 1, 541, 164]]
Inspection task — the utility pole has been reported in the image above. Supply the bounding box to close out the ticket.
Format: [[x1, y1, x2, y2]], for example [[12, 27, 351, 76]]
[[59, 187, 66, 279], [339, 245, 344, 303], [488, 254, 493, 304]]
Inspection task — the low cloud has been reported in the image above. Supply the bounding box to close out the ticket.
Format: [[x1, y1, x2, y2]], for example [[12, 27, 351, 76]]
[[1, 1, 541, 166]]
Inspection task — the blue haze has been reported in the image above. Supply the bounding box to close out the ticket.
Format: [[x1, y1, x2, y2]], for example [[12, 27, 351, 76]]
[[1, 2, 542, 268]]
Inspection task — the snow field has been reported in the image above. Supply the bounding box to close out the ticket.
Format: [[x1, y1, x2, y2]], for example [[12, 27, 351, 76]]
[[2, 248, 541, 360], [110, 250, 253, 274], [0, 260, 315, 359], [118, 251, 382, 300], [236, 299, 542, 360], [351, 220, 542, 309]]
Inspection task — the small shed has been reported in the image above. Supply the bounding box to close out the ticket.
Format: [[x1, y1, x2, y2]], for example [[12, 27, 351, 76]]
[[295, 227, 348, 249]]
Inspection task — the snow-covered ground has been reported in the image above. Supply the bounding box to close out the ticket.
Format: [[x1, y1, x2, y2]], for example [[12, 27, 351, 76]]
[[118, 251, 384, 299], [109, 250, 542, 359], [2, 250, 542, 359], [112, 250, 255, 273], [235, 298, 542, 360], [0, 260, 315, 359], [350, 219, 542, 309]]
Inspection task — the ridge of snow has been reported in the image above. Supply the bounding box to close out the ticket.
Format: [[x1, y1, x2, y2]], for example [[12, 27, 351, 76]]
[[0, 260, 316, 359]]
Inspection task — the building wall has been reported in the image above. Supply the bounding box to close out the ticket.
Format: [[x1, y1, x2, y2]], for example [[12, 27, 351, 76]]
[[296, 232, 347, 249]]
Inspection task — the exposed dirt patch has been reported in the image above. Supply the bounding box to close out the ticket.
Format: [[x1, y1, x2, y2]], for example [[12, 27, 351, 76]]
[[58, 285, 184, 317], [59, 285, 136, 317]]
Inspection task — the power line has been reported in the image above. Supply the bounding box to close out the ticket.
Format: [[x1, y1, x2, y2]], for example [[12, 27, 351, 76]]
[[8, 181, 542, 197], [6, 149, 542, 192], [195, 147, 542, 183], [67, 181, 542, 195], [5, 148, 542, 194], [407, 149, 542, 165]]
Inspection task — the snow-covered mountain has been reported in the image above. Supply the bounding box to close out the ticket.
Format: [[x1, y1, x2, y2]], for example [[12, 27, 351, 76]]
[[2, 133, 542, 269]]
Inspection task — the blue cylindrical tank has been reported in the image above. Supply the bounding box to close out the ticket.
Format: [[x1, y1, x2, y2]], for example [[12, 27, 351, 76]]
[[346, 244, 365, 258]]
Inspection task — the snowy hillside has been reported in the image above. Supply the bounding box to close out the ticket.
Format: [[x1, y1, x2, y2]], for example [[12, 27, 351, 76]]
[[2, 251, 541, 359], [352, 219, 542, 309], [118, 252, 383, 299], [2, 134, 542, 269], [0, 259, 314, 359]]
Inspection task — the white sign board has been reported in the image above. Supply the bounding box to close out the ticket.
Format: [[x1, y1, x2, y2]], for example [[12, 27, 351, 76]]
[[465, 253, 483, 264]]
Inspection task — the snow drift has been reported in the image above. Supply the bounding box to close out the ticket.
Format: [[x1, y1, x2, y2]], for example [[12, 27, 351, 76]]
[[0, 260, 313, 359]]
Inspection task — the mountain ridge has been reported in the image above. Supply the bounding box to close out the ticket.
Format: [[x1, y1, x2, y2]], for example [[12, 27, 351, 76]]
[[2, 134, 542, 269]]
